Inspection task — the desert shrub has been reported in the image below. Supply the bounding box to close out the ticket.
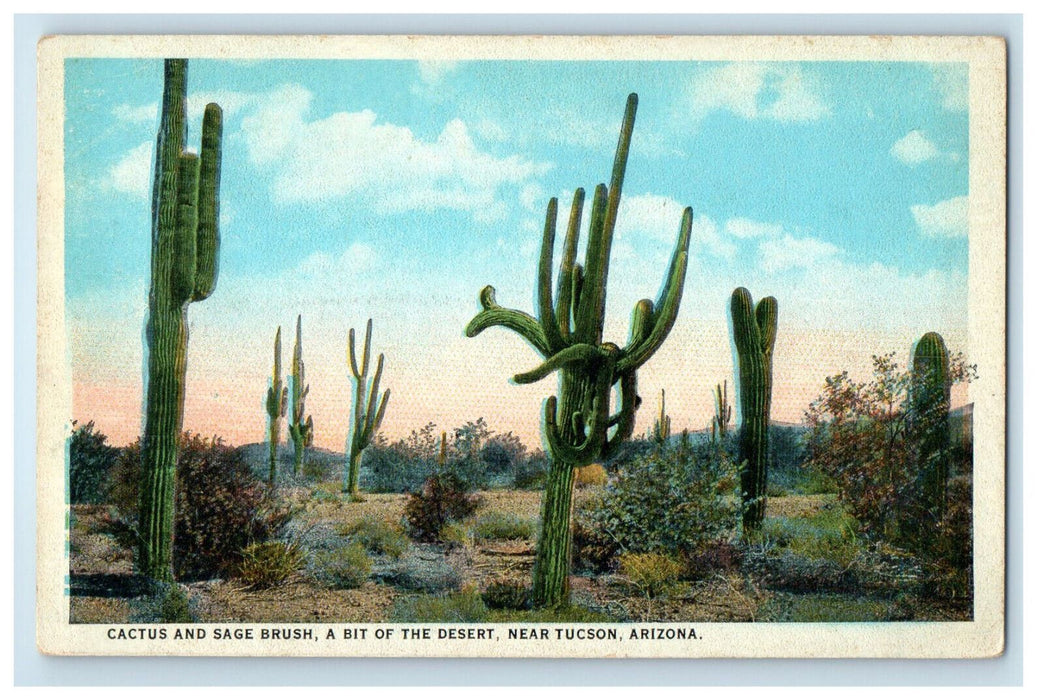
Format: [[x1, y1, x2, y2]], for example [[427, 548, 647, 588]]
[[481, 579, 530, 610], [389, 587, 488, 622], [68, 420, 120, 504], [512, 452, 548, 489], [129, 582, 197, 623], [681, 540, 743, 580], [921, 475, 972, 602], [757, 504, 862, 567], [362, 441, 429, 494], [310, 542, 372, 589], [111, 434, 293, 581], [470, 512, 534, 541], [387, 553, 463, 593], [572, 500, 621, 573], [573, 463, 608, 489], [302, 460, 328, 481], [619, 552, 683, 598], [438, 521, 472, 548], [583, 439, 741, 558], [237, 540, 304, 589], [404, 472, 482, 542], [337, 516, 408, 558]]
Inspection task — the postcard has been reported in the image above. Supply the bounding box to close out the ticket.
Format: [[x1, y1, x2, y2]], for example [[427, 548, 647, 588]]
[[37, 34, 1006, 657]]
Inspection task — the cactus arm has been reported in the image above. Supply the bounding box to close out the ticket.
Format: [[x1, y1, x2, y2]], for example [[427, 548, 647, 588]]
[[537, 198, 567, 352], [512, 343, 602, 385], [364, 353, 385, 429], [755, 296, 778, 355], [192, 103, 222, 301], [555, 188, 585, 340], [622, 298, 655, 356], [617, 207, 693, 374], [575, 184, 609, 343], [465, 286, 551, 356], [543, 396, 604, 465], [605, 370, 639, 455]]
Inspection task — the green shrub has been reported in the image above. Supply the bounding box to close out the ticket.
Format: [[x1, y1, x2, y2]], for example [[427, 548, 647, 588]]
[[470, 512, 534, 541], [129, 582, 197, 623], [338, 516, 408, 558], [389, 587, 488, 622], [481, 579, 530, 610], [619, 552, 683, 598], [512, 453, 548, 489], [111, 435, 293, 581], [237, 541, 304, 589], [68, 420, 120, 504], [572, 502, 620, 573], [404, 472, 482, 542], [310, 542, 372, 589], [584, 438, 741, 558], [574, 463, 608, 489], [757, 504, 862, 566]]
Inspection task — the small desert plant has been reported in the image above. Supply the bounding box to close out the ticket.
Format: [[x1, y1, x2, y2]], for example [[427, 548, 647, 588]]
[[237, 540, 304, 589], [390, 586, 488, 622], [130, 582, 198, 623], [619, 552, 683, 598], [482, 579, 531, 610], [681, 540, 743, 580], [573, 463, 608, 489], [572, 501, 621, 573], [338, 516, 408, 558], [404, 472, 482, 542], [310, 542, 372, 589], [470, 512, 535, 541]]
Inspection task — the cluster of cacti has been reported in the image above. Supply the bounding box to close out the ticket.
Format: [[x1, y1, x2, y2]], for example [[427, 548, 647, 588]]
[[711, 380, 732, 444], [466, 93, 693, 608], [730, 287, 778, 532], [286, 315, 314, 476], [138, 59, 224, 582], [912, 332, 952, 519], [344, 319, 391, 497], [653, 388, 671, 444], [265, 326, 289, 486]]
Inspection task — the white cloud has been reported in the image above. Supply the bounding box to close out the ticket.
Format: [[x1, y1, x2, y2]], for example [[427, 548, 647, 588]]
[[296, 241, 377, 279], [107, 142, 153, 199], [891, 130, 941, 165], [691, 63, 830, 123], [759, 234, 839, 273], [113, 102, 158, 124], [240, 85, 549, 220], [931, 64, 969, 112], [911, 195, 968, 238], [725, 217, 784, 239]]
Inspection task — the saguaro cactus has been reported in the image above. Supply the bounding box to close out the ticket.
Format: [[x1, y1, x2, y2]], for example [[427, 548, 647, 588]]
[[466, 94, 693, 608], [265, 326, 289, 486], [730, 287, 777, 532], [287, 315, 314, 476], [711, 380, 732, 444], [653, 388, 671, 444], [139, 59, 223, 581], [912, 332, 952, 521], [344, 319, 391, 497]]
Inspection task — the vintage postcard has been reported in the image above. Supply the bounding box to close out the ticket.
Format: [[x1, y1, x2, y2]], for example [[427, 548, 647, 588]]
[[37, 34, 1006, 657]]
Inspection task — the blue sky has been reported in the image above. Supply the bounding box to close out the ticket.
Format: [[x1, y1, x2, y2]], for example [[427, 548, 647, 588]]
[[64, 58, 971, 447]]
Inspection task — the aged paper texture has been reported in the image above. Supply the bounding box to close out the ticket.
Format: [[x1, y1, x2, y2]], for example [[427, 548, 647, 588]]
[[37, 34, 1006, 657]]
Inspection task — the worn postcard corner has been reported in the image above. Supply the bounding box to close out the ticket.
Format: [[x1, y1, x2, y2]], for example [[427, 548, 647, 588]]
[[37, 33, 1006, 658]]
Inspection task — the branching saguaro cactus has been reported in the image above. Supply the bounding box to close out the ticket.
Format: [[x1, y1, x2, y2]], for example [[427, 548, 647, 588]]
[[265, 326, 288, 486], [466, 94, 693, 608], [653, 388, 671, 444], [912, 332, 952, 521], [287, 315, 314, 476], [730, 287, 777, 532], [139, 59, 223, 581], [711, 380, 732, 444], [344, 319, 391, 497]]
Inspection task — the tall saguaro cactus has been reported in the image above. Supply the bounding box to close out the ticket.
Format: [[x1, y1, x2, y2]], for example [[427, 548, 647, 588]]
[[139, 59, 223, 581], [912, 332, 952, 522], [344, 318, 391, 497], [466, 94, 693, 608], [730, 287, 778, 532], [287, 315, 314, 476], [265, 326, 289, 486]]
